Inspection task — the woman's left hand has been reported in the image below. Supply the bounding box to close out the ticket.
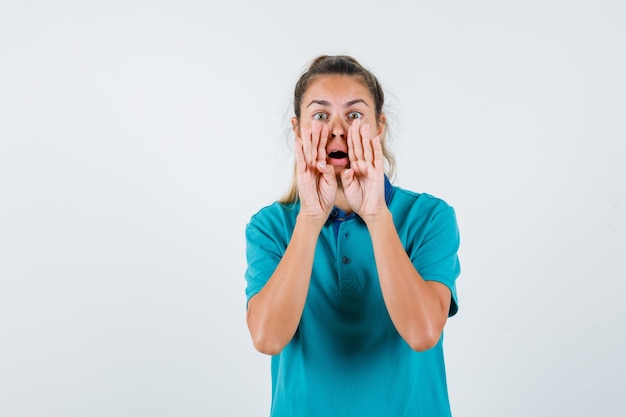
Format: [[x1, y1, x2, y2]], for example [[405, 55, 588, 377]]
[[340, 119, 388, 223]]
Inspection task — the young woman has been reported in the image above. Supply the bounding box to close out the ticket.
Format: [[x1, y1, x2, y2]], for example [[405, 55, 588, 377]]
[[244, 55, 461, 417]]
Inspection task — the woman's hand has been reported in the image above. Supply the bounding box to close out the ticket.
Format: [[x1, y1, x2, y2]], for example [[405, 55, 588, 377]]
[[340, 119, 387, 223], [295, 122, 337, 225]]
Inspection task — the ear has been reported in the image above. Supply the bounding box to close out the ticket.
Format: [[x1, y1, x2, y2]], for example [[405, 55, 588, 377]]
[[291, 117, 300, 140], [377, 113, 387, 137]]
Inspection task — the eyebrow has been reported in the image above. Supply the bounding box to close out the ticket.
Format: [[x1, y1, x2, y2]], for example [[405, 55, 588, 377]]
[[306, 99, 369, 108]]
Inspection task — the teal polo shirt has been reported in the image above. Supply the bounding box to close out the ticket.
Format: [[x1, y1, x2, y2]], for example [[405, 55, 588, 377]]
[[245, 178, 461, 417]]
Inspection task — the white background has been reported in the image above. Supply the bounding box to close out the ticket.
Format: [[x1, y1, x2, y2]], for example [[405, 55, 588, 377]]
[[1, 1, 624, 416]]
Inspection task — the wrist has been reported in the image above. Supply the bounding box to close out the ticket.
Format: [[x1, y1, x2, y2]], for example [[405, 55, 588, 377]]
[[296, 212, 328, 231], [362, 208, 393, 229]]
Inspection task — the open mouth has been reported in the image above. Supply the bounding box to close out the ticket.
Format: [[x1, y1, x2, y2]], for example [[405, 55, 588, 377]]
[[328, 150, 348, 159]]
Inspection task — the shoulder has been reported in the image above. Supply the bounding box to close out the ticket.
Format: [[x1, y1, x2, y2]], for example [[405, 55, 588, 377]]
[[246, 201, 300, 237], [389, 186, 455, 218], [248, 200, 299, 222], [388, 186, 459, 244]]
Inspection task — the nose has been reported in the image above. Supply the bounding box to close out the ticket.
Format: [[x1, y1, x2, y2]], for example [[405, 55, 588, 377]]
[[330, 117, 347, 138]]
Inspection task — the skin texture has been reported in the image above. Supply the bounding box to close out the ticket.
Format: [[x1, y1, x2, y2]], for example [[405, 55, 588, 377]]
[[247, 75, 452, 355]]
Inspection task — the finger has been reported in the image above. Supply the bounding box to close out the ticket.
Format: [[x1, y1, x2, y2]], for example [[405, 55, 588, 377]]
[[294, 139, 306, 173], [300, 127, 312, 165], [372, 135, 384, 171], [347, 124, 356, 163], [318, 124, 329, 163], [351, 119, 365, 161], [350, 119, 364, 161], [317, 160, 337, 184], [311, 121, 322, 165], [361, 123, 373, 164], [340, 167, 354, 188]]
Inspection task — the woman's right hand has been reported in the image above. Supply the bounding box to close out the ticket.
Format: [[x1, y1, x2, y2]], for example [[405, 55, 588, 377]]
[[294, 122, 337, 225], [248, 123, 333, 355]]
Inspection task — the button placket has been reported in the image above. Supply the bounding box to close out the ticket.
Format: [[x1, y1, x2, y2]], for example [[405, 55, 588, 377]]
[[337, 222, 358, 292]]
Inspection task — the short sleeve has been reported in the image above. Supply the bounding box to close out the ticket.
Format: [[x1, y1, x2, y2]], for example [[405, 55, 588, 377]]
[[244, 207, 290, 305], [410, 205, 461, 317]]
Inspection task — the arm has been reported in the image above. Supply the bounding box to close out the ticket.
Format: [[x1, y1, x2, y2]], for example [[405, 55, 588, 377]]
[[246, 123, 335, 355], [246, 216, 322, 355], [366, 211, 451, 351], [341, 120, 453, 351]]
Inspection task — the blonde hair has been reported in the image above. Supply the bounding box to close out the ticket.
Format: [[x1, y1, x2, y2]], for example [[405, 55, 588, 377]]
[[279, 55, 396, 204]]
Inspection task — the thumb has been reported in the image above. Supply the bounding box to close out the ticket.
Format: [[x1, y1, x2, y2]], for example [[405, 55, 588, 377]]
[[317, 161, 337, 184], [340, 168, 354, 187]]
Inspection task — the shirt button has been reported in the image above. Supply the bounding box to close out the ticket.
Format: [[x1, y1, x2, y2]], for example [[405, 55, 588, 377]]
[[342, 256, 351, 264], [344, 232, 350, 239]]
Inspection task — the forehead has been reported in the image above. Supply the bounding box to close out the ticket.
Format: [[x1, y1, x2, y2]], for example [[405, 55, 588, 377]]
[[303, 75, 373, 105]]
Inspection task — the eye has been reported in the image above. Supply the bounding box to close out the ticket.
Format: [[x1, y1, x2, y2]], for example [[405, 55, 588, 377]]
[[313, 112, 328, 121], [347, 111, 362, 120]]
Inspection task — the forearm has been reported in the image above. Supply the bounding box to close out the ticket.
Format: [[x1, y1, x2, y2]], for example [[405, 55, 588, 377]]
[[246, 216, 322, 355], [366, 210, 450, 351]]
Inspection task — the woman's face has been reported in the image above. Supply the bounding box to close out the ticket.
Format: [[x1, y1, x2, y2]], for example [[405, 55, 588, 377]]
[[293, 75, 385, 172]]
